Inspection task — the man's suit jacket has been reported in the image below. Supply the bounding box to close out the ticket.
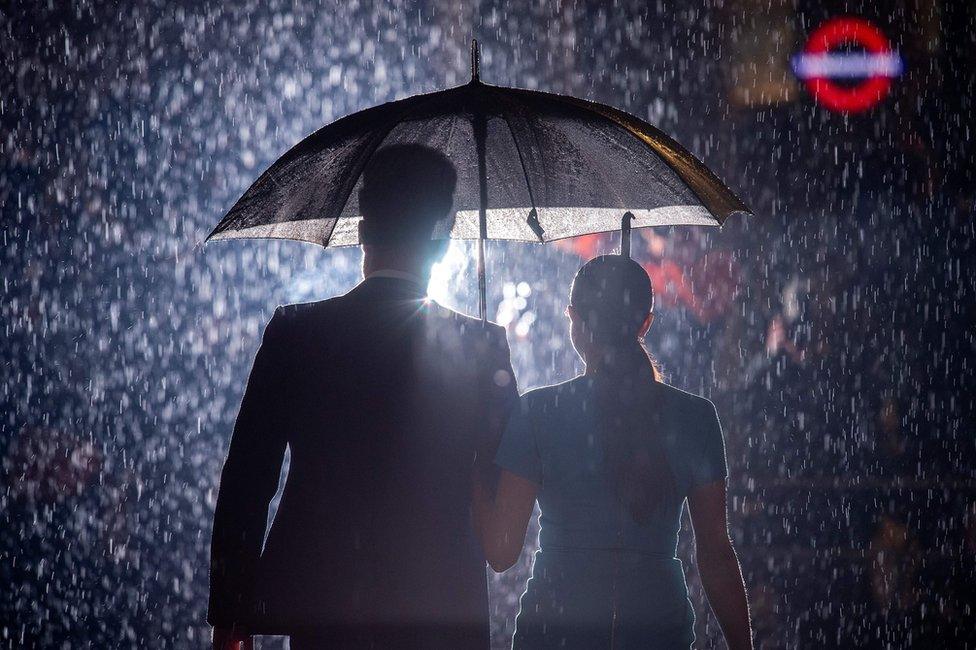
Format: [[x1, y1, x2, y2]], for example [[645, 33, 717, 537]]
[[208, 277, 517, 646]]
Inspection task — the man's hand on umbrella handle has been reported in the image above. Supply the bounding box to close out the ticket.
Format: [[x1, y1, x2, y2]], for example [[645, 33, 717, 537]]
[[212, 627, 253, 650]]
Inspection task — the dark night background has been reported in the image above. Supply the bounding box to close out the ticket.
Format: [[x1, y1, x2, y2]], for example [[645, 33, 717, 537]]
[[2, 0, 974, 647]]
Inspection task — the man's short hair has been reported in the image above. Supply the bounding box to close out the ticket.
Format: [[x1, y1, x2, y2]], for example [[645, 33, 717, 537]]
[[358, 144, 457, 245]]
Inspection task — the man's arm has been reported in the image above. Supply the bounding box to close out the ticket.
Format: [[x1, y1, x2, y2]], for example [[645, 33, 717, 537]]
[[208, 308, 290, 631], [474, 324, 519, 485], [468, 324, 535, 571]]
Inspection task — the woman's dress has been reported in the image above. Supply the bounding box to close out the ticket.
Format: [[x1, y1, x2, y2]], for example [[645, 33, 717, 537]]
[[495, 376, 727, 650]]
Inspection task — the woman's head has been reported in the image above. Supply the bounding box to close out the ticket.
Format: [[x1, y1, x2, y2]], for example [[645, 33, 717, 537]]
[[568, 255, 655, 369]]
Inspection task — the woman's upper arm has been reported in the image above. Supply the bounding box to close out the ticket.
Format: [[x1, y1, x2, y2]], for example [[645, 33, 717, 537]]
[[689, 400, 728, 488], [495, 469, 539, 531], [687, 479, 731, 549], [687, 400, 731, 548], [487, 469, 538, 570], [484, 394, 542, 569], [494, 396, 543, 485]]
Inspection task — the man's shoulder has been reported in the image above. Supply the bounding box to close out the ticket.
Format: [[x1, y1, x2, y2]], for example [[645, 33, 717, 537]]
[[425, 301, 507, 340], [274, 296, 345, 322], [260, 298, 346, 343], [271, 297, 508, 345]]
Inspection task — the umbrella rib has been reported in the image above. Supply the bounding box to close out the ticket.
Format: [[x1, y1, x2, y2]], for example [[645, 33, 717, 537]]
[[518, 92, 632, 229], [593, 125, 674, 205], [525, 92, 631, 219], [518, 100, 557, 214], [555, 94, 683, 212], [492, 91, 542, 241], [498, 118, 545, 242]]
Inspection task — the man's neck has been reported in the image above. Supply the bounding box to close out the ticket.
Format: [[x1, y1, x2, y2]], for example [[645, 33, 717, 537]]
[[362, 247, 431, 279], [365, 267, 428, 287]]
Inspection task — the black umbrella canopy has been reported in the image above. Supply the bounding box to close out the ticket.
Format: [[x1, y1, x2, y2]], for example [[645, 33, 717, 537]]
[[207, 47, 750, 249]]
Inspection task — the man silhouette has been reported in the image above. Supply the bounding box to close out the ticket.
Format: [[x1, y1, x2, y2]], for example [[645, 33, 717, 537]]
[[209, 144, 518, 649]]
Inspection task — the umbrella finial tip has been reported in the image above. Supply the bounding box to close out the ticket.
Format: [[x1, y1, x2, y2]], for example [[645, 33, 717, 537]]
[[470, 39, 480, 83]]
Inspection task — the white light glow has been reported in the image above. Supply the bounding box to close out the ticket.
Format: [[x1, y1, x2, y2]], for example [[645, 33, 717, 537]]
[[427, 240, 469, 307]]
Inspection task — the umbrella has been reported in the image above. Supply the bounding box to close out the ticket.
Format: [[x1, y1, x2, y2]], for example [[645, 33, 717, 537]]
[[207, 41, 751, 320]]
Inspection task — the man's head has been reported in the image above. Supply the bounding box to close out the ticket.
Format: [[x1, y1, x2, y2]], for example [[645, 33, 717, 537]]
[[358, 144, 457, 280]]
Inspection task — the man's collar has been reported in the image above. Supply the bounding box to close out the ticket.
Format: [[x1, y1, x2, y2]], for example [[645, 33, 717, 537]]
[[365, 268, 429, 289]]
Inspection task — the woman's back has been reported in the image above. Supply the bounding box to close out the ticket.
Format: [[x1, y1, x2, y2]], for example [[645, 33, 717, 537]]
[[495, 376, 727, 649], [496, 375, 726, 557]]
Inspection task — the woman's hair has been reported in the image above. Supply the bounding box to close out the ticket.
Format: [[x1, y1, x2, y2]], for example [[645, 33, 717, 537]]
[[570, 255, 674, 524]]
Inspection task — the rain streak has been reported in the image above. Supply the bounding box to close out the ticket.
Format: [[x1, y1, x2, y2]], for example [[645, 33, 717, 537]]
[[2, 1, 974, 648]]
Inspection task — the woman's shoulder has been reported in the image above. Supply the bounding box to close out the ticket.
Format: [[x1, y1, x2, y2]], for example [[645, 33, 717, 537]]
[[655, 382, 718, 417], [521, 375, 589, 398], [518, 375, 590, 410]]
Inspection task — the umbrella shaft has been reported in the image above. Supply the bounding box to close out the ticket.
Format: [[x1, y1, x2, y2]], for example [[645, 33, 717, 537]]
[[474, 108, 489, 322], [478, 236, 487, 320]]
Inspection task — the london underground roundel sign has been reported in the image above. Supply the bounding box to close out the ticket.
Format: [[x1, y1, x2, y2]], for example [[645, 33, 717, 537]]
[[791, 17, 904, 113]]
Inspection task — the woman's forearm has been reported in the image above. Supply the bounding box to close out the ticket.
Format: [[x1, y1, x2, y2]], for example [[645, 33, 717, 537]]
[[471, 470, 538, 572], [696, 541, 753, 650], [471, 474, 518, 571], [471, 472, 493, 548]]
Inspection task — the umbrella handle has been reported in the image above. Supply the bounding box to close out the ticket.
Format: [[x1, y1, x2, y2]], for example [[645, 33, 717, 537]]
[[620, 211, 635, 258]]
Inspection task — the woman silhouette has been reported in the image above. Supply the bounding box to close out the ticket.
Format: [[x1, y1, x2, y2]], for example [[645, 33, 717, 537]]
[[474, 256, 752, 649]]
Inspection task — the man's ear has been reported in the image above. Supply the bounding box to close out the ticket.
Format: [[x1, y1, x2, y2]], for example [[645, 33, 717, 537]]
[[638, 312, 654, 337]]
